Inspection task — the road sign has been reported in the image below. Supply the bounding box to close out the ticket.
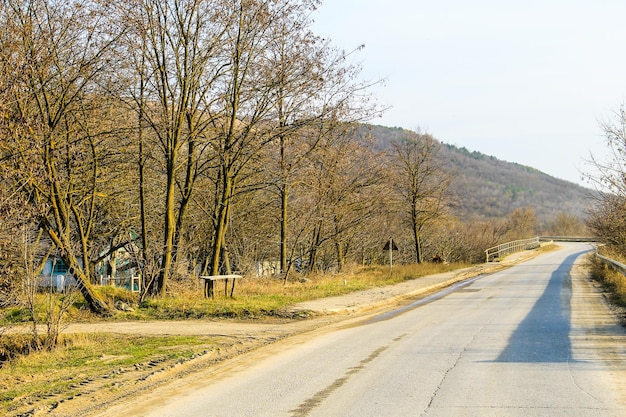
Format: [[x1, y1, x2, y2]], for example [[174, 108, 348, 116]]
[[384, 238, 398, 270], [383, 239, 398, 251]]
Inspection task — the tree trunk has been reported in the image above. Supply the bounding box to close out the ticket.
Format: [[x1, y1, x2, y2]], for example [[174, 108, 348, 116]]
[[138, 109, 150, 294], [172, 137, 197, 274], [41, 222, 110, 315], [335, 240, 344, 272], [280, 184, 288, 274], [413, 221, 422, 264], [210, 172, 233, 276], [308, 224, 322, 273], [157, 156, 178, 296], [67, 257, 109, 316]]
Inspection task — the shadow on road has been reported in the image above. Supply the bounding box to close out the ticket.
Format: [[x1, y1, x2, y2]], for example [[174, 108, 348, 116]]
[[495, 251, 587, 363]]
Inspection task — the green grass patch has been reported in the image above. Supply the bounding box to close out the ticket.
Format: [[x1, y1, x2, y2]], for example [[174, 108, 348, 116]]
[[0, 333, 217, 415]]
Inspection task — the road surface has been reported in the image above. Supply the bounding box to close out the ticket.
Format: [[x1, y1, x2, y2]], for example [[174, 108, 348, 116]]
[[111, 243, 626, 416]]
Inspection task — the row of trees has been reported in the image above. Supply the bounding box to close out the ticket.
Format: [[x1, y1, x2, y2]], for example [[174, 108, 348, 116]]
[[0, 0, 455, 315], [0, 1, 585, 317]]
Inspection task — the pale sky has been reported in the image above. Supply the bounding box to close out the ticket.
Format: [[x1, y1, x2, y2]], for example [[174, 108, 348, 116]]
[[312, 0, 626, 186]]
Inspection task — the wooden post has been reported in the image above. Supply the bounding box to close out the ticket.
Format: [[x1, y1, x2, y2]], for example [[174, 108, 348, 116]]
[[389, 237, 393, 271], [203, 279, 215, 299]]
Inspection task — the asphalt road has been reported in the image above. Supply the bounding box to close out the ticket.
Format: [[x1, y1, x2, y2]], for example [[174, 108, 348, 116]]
[[127, 243, 626, 417]]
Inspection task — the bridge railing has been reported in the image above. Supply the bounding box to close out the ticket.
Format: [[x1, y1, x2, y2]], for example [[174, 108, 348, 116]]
[[485, 237, 540, 263], [485, 236, 599, 263]]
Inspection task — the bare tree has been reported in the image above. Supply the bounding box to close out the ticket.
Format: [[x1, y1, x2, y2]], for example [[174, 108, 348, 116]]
[[506, 207, 538, 240], [0, 0, 391, 308], [390, 131, 452, 263], [586, 106, 626, 197], [291, 125, 384, 273], [587, 193, 626, 250], [261, 10, 382, 275], [264, 4, 331, 275], [0, 0, 123, 314], [584, 106, 626, 255], [118, 0, 230, 295], [205, 0, 338, 277], [548, 212, 588, 236]]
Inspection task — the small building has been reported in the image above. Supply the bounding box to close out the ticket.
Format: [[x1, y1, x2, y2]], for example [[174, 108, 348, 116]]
[[39, 258, 77, 292]]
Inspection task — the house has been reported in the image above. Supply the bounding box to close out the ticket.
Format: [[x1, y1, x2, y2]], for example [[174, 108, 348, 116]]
[[39, 258, 77, 292]]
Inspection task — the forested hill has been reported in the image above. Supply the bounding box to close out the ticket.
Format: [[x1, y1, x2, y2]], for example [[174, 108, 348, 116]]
[[440, 143, 591, 221], [361, 125, 593, 222]]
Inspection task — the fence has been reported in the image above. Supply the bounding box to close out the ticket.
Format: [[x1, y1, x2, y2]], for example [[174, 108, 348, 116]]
[[539, 236, 597, 243], [99, 274, 141, 293], [485, 237, 541, 263]]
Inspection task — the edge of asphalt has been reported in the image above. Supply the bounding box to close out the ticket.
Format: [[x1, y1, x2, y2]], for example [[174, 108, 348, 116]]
[[286, 249, 542, 317]]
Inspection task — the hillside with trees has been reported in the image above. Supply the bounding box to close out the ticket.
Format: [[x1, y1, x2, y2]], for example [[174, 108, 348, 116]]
[[359, 125, 592, 225], [442, 144, 591, 222]]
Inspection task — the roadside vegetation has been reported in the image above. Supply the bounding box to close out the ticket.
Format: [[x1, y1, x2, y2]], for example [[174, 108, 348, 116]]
[[588, 249, 626, 309], [585, 107, 626, 312], [116, 262, 467, 320], [1, 262, 467, 330]]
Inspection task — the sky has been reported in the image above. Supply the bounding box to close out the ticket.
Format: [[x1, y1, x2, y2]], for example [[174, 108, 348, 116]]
[[312, 0, 626, 186]]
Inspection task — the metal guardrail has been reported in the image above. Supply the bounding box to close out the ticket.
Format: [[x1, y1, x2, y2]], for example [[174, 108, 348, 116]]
[[595, 250, 626, 276], [485, 237, 540, 263], [539, 236, 597, 243]]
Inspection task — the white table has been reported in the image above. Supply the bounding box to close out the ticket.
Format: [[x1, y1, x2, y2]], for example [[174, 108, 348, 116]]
[[199, 274, 242, 298]]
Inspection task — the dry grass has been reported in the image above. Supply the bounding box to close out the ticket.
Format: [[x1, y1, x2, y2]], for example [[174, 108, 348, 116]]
[[589, 250, 626, 308], [110, 262, 469, 320], [2, 262, 470, 328]]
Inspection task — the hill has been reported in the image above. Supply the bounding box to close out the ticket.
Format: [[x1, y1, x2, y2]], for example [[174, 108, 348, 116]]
[[361, 125, 593, 223], [440, 143, 592, 221]]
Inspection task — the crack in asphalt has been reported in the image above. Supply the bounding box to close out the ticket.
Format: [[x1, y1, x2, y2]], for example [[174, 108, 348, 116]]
[[419, 322, 489, 417]]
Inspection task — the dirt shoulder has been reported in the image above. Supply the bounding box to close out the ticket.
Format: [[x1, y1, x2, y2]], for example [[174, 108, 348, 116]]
[[32, 251, 540, 416], [63, 260, 508, 336], [570, 259, 626, 407]]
